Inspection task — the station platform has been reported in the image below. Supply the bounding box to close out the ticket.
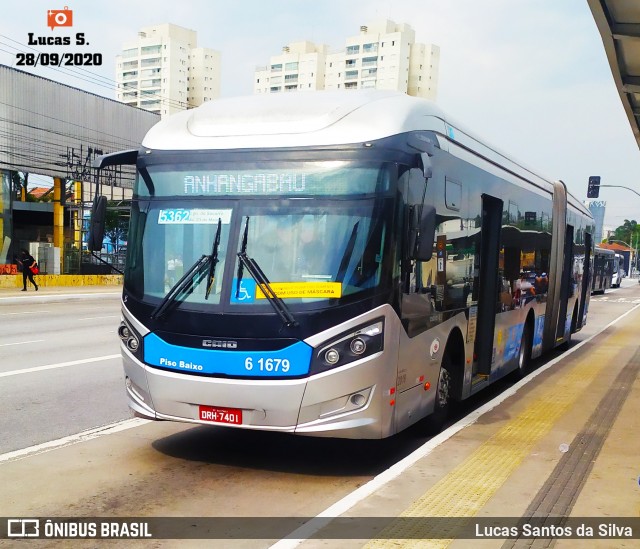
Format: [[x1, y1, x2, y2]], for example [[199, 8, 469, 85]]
[[280, 283, 640, 549]]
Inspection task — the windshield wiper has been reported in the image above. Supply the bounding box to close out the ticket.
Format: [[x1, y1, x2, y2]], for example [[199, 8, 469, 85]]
[[150, 254, 210, 320], [205, 218, 222, 300], [235, 217, 297, 329], [151, 217, 222, 319], [235, 216, 250, 299], [335, 221, 360, 283]]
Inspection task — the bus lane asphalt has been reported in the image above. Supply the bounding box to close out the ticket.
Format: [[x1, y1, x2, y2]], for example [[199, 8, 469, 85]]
[[0, 294, 127, 454], [0, 279, 638, 548]]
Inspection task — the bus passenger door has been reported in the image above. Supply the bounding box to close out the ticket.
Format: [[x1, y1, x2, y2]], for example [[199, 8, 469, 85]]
[[577, 232, 592, 328], [556, 225, 574, 341], [473, 195, 503, 378]]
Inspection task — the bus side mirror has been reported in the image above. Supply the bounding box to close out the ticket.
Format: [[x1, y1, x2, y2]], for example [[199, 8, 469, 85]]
[[406, 133, 435, 179], [88, 195, 107, 252], [417, 152, 433, 179], [411, 205, 436, 261]]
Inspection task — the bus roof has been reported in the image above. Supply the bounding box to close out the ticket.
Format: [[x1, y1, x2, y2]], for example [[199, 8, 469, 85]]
[[143, 90, 448, 150], [144, 91, 548, 181], [595, 246, 616, 256], [141, 90, 591, 217]]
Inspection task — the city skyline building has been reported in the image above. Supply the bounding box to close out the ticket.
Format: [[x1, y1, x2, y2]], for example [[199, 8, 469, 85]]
[[115, 23, 221, 117], [254, 41, 328, 94], [254, 19, 440, 99], [588, 200, 606, 245]]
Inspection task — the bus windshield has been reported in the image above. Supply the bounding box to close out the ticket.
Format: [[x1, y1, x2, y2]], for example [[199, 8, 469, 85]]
[[124, 160, 394, 312]]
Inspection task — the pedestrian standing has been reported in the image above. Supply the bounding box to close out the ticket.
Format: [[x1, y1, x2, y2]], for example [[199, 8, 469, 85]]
[[18, 248, 38, 291]]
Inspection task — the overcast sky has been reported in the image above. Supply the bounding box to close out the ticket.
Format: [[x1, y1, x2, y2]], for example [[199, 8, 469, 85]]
[[2, 0, 640, 231]]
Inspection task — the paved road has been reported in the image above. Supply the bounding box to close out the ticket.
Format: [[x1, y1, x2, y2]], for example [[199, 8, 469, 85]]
[[0, 294, 126, 453]]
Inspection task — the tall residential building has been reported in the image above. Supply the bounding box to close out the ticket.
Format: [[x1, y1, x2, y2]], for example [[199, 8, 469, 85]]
[[254, 41, 328, 94], [116, 23, 221, 117], [254, 20, 440, 100], [588, 201, 607, 244], [326, 20, 439, 99]]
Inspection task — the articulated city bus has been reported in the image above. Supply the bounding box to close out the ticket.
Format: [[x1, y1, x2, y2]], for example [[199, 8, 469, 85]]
[[93, 90, 595, 439]]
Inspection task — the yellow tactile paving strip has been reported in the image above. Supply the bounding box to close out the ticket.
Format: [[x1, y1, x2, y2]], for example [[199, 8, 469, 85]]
[[364, 326, 634, 549]]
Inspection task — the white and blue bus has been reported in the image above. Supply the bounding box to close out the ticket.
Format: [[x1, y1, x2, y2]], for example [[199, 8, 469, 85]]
[[592, 246, 615, 293], [611, 253, 625, 287], [93, 90, 595, 439]]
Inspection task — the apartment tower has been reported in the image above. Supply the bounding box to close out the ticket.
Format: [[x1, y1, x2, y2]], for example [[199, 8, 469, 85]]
[[254, 20, 439, 100], [116, 23, 221, 117], [254, 41, 328, 94]]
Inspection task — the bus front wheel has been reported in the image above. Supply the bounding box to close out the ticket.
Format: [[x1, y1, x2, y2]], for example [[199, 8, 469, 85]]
[[425, 353, 453, 434]]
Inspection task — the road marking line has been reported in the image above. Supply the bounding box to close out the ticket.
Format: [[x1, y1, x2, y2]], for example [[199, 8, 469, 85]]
[[269, 303, 640, 549], [75, 315, 120, 320], [0, 292, 121, 303], [0, 311, 50, 316], [0, 339, 45, 347], [0, 418, 149, 464], [0, 354, 120, 377]]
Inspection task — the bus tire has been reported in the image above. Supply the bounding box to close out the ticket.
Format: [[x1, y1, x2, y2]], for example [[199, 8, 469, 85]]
[[570, 301, 578, 333], [558, 303, 579, 352], [512, 321, 532, 381], [425, 352, 453, 435]]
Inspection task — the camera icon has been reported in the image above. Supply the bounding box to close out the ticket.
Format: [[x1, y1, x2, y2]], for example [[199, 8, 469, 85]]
[[47, 6, 73, 30]]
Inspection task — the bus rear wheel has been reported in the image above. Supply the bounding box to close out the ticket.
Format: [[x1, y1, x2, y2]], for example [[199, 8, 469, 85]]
[[513, 323, 532, 380]]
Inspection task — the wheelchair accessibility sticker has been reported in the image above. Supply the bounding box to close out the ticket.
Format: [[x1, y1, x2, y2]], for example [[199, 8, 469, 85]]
[[231, 278, 256, 303]]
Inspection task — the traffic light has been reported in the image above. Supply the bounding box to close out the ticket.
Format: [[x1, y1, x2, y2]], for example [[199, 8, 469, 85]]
[[587, 176, 601, 198]]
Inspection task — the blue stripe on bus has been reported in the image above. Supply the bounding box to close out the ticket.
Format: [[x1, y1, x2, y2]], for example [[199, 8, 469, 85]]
[[143, 332, 312, 377]]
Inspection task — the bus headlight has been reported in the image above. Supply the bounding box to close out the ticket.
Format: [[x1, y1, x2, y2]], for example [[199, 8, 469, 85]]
[[325, 348, 340, 364], [118, 323, 131, 340], [126, 337, 139, 351], [310, 319, 384, 375], [350, 337, 366, 355], [118, 319, 143, 358]]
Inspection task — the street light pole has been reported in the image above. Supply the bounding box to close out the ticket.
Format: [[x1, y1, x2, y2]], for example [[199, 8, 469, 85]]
[[600, 184, 640, 198], [629, 233, 639, 278]]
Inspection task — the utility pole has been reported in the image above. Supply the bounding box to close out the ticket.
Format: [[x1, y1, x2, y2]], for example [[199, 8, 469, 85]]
[[53, 177, 64, 274]]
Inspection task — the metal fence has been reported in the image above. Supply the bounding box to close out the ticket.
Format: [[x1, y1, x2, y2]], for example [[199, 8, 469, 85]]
[[63, 244, 125, 274]]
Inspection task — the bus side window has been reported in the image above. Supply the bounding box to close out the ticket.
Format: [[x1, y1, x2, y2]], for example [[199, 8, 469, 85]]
[[499, 246, 520, 311], [432, 218, 474, 311]]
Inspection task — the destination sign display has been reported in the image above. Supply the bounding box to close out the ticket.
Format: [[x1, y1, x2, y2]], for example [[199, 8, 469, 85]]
[[184, 172, 307, 195], [144, 164, 389, 197]]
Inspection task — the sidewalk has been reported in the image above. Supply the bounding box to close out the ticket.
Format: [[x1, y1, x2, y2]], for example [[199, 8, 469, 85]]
[[289, 300, 640, 548], [0, 279, 122, 304]]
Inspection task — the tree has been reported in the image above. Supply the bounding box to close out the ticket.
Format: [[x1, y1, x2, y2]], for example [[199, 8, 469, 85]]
[[10, 171, 33, 201], [612, 219, 639, 247], [103, 202, 129, 253]]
